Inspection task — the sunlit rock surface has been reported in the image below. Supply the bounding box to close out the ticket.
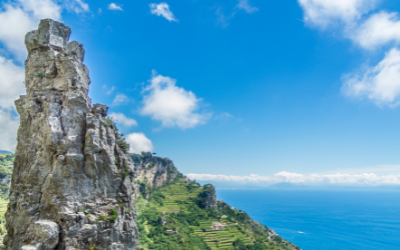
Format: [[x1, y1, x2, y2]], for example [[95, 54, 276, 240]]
[[4, 19, 138, 250]]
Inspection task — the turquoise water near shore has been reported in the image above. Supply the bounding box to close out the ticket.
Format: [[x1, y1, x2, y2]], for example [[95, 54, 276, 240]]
[[216, 189, 400, 250]]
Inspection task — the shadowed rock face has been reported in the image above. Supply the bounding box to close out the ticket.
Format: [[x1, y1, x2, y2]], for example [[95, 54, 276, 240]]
[[196, 184, 218, 211], [4, 19, 138, 250]]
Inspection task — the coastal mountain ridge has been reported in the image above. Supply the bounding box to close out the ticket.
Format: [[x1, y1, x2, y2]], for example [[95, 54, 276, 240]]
[[130, 152, 300, 250], [0, 152, 299, 249], [1, 19, 300, 249]]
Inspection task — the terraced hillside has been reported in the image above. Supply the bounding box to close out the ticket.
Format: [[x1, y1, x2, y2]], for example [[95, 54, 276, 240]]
[[136, 176, 300, 250], [0, 152, 299, 249]]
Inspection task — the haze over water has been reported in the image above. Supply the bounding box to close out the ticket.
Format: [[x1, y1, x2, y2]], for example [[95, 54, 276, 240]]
[[217, 189, 400, 250]]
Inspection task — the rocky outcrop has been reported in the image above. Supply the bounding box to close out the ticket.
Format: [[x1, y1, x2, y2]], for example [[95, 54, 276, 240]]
[[131, 152, 180, 193], [196, 184, 218, 211], [4, 19, 138, 250], [0, 175, 11, 188]]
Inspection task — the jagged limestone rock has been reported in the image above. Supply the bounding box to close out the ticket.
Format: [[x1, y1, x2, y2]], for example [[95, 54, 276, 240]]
[[196, 184, 218, 211], [4, 19, 138, 250], [131, 153, 179, 194]]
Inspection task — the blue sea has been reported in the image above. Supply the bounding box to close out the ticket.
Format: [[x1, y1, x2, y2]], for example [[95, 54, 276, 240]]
[[216, 189, 400, 250]]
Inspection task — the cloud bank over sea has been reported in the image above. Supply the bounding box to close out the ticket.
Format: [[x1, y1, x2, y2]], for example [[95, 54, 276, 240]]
[[187, 170, 400, 186]]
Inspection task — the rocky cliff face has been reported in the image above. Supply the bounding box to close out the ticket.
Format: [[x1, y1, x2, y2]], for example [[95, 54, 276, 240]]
[[130, 153, 180, 199], [196, 184, 218, 211], [131, 153, 179, 190], [4, 19, 138, 250]]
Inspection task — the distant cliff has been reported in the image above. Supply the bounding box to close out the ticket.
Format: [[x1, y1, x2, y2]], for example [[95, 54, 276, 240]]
[[131, 152, 179, 189], [131, 153, 300, 250], [196, 183, 218, 211]]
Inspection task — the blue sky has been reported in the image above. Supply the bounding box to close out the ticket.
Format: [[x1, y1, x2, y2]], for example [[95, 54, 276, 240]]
[[2, 0, 400, 186]]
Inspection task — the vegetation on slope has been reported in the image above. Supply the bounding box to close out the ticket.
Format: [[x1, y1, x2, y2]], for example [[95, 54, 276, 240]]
[[0, 152, 300, 250], [0, 153, 13, 247], [136, 177, 300, 250], [0, 154, 13, 198]]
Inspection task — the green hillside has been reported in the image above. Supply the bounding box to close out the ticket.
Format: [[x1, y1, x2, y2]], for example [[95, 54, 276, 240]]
[[0, 152, 300, 250], [0, 154, 13, 247], [136, 177, 299, 250], [0, 154, 13, 198]]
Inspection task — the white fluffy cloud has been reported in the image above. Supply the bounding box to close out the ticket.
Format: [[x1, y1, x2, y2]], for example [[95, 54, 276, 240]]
[[19, 0, 61, 20], [0, 2, 54, 59], [141, 72, 209, 129], [109, 112, 138, 127], [297, 0, 400, 106], [150, 3, 177, 22], [0, 57, 25, 109], [0, 55, 25, 152], [111, 93, 130, 106], [297, 0, 400, 48], [0, 109, 19, 152], [126, 133, 154, 154], [108, 3, 123, 11], [298, 0, 376, 28], [187, 171, 400, 185], [351, 11, 400, 49], [236, 0, 258, 14], [343, 48, 400, 106]]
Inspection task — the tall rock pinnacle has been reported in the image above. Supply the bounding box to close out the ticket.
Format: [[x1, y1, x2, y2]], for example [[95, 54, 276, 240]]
[[4, 19, 138, 250]]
